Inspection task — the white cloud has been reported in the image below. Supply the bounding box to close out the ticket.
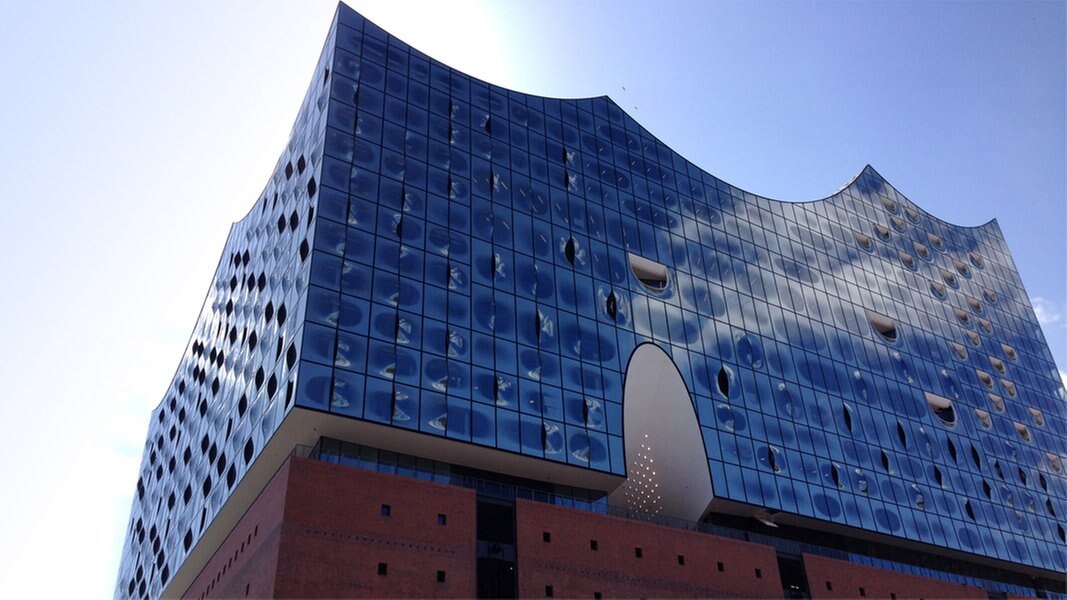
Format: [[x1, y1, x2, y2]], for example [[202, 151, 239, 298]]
[[1032, 297, 1064, 327]]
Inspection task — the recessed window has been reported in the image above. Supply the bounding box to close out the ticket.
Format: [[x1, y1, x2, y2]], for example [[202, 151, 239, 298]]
[[927, 233, 943, 249], [978, 318, 992, 333], [967, 297, 982, 313], [949, 342, 967, 360], [867, 311, 898, 343], [881, 197, 898, 213], [953, 259, 971, 277], [969, 252, 984, 268], [437, 513, 447, 525], [756, 568, 763, 578], [925, 392, 956, 426], [542, 531, 551, 543], [380, 504, 391, 517], [590, 539, 598, 551], [898, 251, 916, 269], [975, 370, 993, 388], [930, 281, 947, 299], [826, 581, 833, 591], [954, 308, 971, 326], [854, 231, 873, 250], [437, 570, 446, 583], [941, 269, 958, 288], [983, 288, 998, 303], [545, 585, 554, 597], [1001, 344, 1017, 361], [988, 394, 1004, 412], [975, 408, 992, 429], [1028, 407, 1045, 426], [1014, 422, 1032, 442], [964, 330, 981, 347], [717, 561, 725, 572], [913, 241, 929, 258], [377, 563, 388, 576], [874, 223, 891, 241], [1001, 379, 1017, 397], [890, 216, 906, 231], [677, 554, 684, 565], [905, 207, 921, 223], [634, 547, 643, 558], [989, 357, 1005, 374], [1048, 453, 1062, 472], [628, 253, 669, 293]]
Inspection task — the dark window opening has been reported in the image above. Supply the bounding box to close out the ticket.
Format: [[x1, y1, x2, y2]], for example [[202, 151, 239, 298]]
[[378, 562, 388, 576], [545, 585, 554, 597], [717, 561, 724, 572], [925, 392, 956, 426], [381, 504, 391, 517], [860, 586, 866, 596], [438, 513, 447, 525], [677, 554, 685, 565], [868, 311, 898, 343], [564, 238, 576, 265], [542, 531, 551, 543], [437, 570, 446, 583], [755, 568, 762, 579], [628, 253, 668, 292], [717, 366, 730, 398], [826, 581, 833, 591], [590, 539, 598, 551], [634, 547, 643, 558], [605, 291, 617, 320]]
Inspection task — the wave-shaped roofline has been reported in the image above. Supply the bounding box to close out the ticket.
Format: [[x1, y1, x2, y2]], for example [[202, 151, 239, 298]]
[[229, 0, 997, 241]]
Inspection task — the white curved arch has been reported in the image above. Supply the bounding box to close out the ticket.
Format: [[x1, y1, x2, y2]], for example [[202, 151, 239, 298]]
[[608, 343, 714, 521]]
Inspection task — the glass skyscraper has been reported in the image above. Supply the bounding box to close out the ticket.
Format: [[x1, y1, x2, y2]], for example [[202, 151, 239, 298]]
[[117, 4, 1065, 598]]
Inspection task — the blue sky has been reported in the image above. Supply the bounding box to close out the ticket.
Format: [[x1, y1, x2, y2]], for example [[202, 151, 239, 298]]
[[0, 1, 1062, 596]]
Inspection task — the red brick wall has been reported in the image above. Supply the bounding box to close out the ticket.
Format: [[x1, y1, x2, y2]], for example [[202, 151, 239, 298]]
[[272, 458, 477, 598], [184, 458, 289, 599], [515, 500, 782, 598], [803, 553, 987, 599]]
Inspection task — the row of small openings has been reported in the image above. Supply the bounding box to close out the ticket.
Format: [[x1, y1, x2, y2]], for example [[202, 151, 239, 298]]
[[824, 581, 881, 598], [971, 408, 1036, 440], [861, 218, 989, 280], [955, 308, 994, 333], [195, 525, 259, 600], [375, 562, 448, 583], [379, 504, 450, 526], [974, 370, 1016, 396], [879, 196, 922, 224], [949, 342, 1015, 373]]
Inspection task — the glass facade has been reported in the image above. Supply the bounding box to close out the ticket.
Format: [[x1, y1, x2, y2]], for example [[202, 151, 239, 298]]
[[117, 4, 1066, 598]]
